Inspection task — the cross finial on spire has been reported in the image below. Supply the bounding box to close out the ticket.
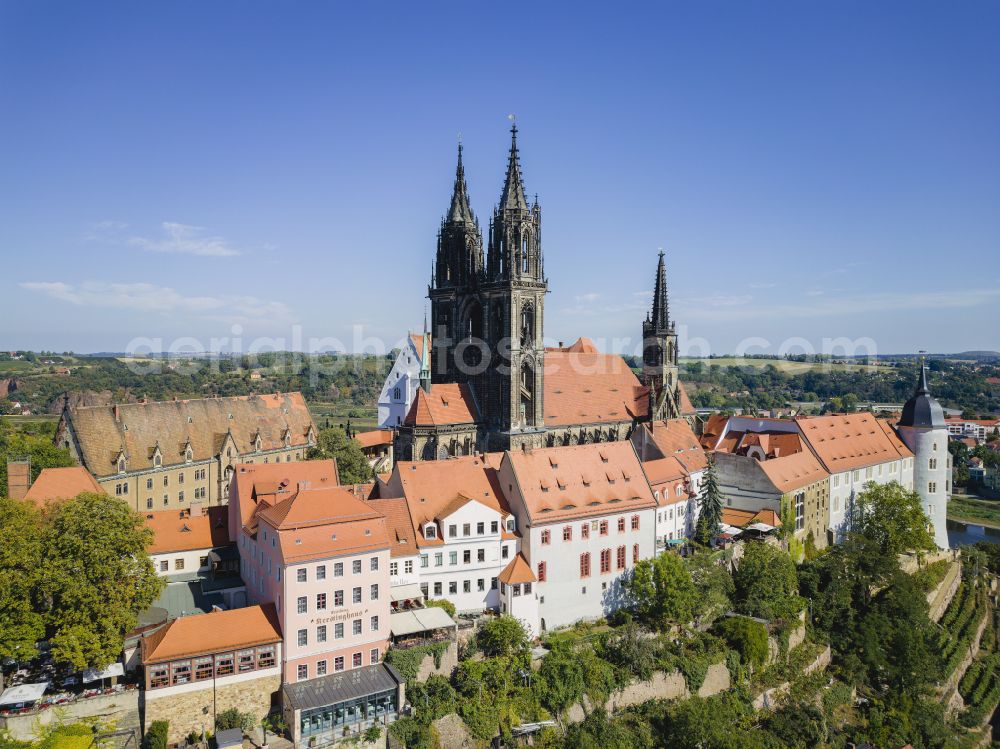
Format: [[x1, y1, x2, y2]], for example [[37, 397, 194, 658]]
[[500, 116, 527, 211]]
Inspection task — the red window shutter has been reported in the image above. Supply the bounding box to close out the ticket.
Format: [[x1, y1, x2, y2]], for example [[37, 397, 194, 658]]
[[617, 546, 625, 570], [633, 544, 639, 563], [538, 562, 546, 582]]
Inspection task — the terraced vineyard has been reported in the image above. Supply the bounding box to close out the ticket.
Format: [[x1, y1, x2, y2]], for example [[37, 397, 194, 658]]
[[936, 580, 989, 676], [958, 610, 1000, 728]]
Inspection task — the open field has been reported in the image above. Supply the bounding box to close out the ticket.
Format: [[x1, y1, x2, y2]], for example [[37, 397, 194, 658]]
[[948, 496, 1000, 529], [308, 402, 380, 433], [680, 357, 883, 374]]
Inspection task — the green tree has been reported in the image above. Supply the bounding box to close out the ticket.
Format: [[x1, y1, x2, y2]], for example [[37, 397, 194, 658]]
[[851, 481, 934, 558], [733, 541, 799, 620], [686, 550, 735, 625], [307, 427, 372, 484], [0, 418, 75, 494], [624, 551, 697, 630], [694, 459, 724, 546], [537, 644, 586, 714], [477, 615, 529, 658], [0, 498, 45, 673], [42, 493, 165, 668], [714, 616, 769, 669]]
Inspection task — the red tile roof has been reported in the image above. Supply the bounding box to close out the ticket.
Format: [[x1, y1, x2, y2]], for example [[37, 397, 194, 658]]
[[722, 507, 782, 528], [644, 419, 708, 473], [23, 466, 104, 504], [385, 456, 509, 545], [368, 497, 419, 558], [404, 384, 479, 426], [757, 451, 829, 493], [144, 506, 231, 554], [230, 459, 339, 536], [504, 441, 655, 523], [543, 350, 647, 426], [497, 553, 536, 584], [141, 604, 282, 664], [796, 413, 913, 473], [355, 430, 393, 449]]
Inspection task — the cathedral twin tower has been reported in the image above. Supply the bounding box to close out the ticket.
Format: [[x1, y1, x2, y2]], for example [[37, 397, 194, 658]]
[[427, 125, 681, 453]]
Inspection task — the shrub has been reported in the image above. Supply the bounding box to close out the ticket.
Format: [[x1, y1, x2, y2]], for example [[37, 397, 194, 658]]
[[715, 616, 769, 669], [144, 721, 169, 749], [216, 708, 255, 733], [424, 598, 456, 618]]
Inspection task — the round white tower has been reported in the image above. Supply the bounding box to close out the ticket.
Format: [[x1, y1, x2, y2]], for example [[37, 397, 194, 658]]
[[896, 363, 950, 549]]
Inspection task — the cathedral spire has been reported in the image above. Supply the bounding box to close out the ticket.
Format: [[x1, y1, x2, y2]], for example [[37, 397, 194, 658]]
[[651, 249, 669, 332], [448, 142, 475, 224], [500, 123, 528, 211], [419, 310, 432, 394]]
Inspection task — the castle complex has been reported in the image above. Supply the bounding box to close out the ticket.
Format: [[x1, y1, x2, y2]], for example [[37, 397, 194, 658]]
[[393, 126, 694, 461]]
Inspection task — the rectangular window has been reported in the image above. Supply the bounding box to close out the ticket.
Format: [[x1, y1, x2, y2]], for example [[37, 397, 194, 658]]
[[631, 515, 640, 531], [541, 529, 551, 545], [215, 654, 234, 676], [463, 579, 471, 593], [334, 562, 344, 577], [633, 544, 639, 564], [929, 481, 937, 493], [617, 517, 625, 533], [463, 523, 471, 536], [257, 647, 275, 669], [405, 560, 414, 574], [297, 629, 308, 647], [538, 562, 547, 582], [370, 584, 379, 600], [600, 549, 611, 574], [353, 559, 362, 574], [434, 582, 442, 596], [476, 522, 485, 535], [146, 478, 153, 490], [435, 553, 443, 567], [582, 523, 590, 540], [563, 525, 572, 541], [477, 549, 485, 562], [297, 568, 307, 583], [316, 565, 326, 580], [795, 492, 805, 532], [353, 587, 362, 604], [599, 520, 608, 536], [370, 648, 380, 664], [316, 660, 327, 676], [297, 596, 307, 614], [502, 545, 509, 559], [334, 589, 344, 607], [297, 664, 308, 681], [449, 524, 457, 538], [353, 619, 362, 636], [421, 554, 429, 568], [929, 458, 937, 470], [617, 546, 626, 570], [334, 656, 345, 672], [238, 649, 255, 672], [158, 560, 169, 573], [580, 553, 591, 577], [478, 578, 485, 591], [450, 551, 458, 565], [390, 561, 398, 576], [491, 521, 499, 533], [463, 549, 471, 564], [353, 652, 362, 668], [335, 623, 344, 639], [449, 581, 457, 595], [371, 615, 379, 631], [195, 657, 213, 681], [371, 557, 379, 571], [317, 625, 327, 643]]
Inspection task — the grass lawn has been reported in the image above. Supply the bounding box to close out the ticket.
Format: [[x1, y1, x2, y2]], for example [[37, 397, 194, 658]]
[[308, 402, 380, 433], [949, 495, 1000, 529]]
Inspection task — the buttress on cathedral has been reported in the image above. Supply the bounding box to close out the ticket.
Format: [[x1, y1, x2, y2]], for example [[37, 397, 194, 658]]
[[393, 125, 696, 462]]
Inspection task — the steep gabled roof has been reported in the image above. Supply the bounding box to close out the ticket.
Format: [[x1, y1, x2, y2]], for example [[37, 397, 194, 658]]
[[796, 413, 913, 473], [543, 348, 647, 426], [67, 393, 315, 477], [644, 419, 708, 473], [368, 497, 419, 558], [505, 441, 656, 523], [404, 384, 479, 426], [145, 506, 231, 554], [23, 466, 103, 504], [756, 450, 829, 494]]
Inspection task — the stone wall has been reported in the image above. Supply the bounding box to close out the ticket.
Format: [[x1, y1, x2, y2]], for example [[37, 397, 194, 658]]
[[929, 561, 962, 623], [565, 661, 730, 723], [752, 645, 831, 711], [0, 690, 141, 742], [414, 643, 459, 681], [144, 674, 280, 744]]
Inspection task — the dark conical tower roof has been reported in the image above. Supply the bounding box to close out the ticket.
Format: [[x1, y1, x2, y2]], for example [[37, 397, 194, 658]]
[[899, 361, 945, 428], [650, 250, 669, 331], [500, 124, 528, 211], [447, 143, 475, 224]]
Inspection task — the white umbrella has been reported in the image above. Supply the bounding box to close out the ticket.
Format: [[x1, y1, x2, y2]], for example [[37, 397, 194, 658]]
[[0, 682, 48, 706]]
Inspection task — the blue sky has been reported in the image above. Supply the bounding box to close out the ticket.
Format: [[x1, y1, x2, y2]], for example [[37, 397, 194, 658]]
[[1, 1, 997, 356]]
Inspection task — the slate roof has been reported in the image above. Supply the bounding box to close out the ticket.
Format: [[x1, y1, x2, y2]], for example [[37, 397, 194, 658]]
[[66, 393, 315, 477]]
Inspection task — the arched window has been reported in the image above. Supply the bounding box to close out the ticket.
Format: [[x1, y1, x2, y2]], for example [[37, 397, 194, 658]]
[[520, 362, 535, 426], [393, 387, 401, 400], [118, 457, 126, 473], [521, 233, 530, 273], [520, 305, 534, 347]]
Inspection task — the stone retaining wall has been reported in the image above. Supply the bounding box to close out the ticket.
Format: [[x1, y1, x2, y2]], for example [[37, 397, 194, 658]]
[[144, 674, 280, 744], [929, 562, 963, 623], [751, 645, 831, 711], [414, 642, 459, 682], [0, 690, 141, 742]]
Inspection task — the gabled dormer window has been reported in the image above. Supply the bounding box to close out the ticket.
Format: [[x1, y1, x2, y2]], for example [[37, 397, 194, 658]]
[[184, 442, 193, 463], [424, 524, 437, 540], [153, 454, 162, 469], [307, 427, 316, 446], [283, 430, 291, 448], [254, 434, 262, 452], [117, 455, 127, 474], [506, 518, 515, 532]]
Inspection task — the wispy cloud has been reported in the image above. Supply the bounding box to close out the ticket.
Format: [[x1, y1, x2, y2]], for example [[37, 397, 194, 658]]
[[20, 281, 294, 323], [575, 292, 601, 303], [128, 222, 241, 257]]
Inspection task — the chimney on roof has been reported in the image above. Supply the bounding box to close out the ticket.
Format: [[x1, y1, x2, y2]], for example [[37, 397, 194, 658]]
[[113, 404, 120, 422], [6, 459, 30, 500], [558, 341, 564, 348]]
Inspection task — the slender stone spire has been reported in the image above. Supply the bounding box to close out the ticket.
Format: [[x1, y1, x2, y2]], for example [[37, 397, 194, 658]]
[[500, 124, 528, 211], [651, 249, 669, 332], [448, 142, 475, 224], [419, 310, 432, 393]]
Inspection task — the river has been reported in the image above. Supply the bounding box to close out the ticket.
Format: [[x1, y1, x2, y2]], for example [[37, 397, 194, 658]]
[[947, 517, 1000, 547]]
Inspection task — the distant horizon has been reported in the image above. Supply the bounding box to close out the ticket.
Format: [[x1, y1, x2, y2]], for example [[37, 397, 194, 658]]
[[2, 2, 997, 353]]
